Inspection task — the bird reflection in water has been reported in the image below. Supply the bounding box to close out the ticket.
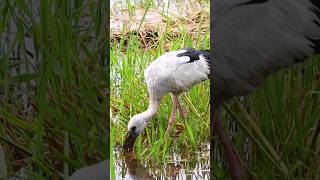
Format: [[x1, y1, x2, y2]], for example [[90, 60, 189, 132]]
[[123, 152, 181, 179]]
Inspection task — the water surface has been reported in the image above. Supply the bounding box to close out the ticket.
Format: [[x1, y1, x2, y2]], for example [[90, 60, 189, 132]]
[[113, 143, 210, 180]]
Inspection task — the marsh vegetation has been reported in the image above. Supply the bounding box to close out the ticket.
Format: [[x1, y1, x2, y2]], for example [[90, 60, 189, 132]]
[[0, 1, 108, 179], [111, 0, 320, 179], [110, 0, 210, 179]]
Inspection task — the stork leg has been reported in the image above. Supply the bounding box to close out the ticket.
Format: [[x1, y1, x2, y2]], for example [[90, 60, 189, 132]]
[[165, 95, 178, 135], [214, 113, 247, 180], [177, 97, 188, 119]]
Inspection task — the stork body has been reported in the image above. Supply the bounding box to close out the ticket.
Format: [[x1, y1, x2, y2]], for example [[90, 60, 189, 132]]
[[214, 0, 320, 104], [123, 48, 210, 151], [145, 48, 210, 97]]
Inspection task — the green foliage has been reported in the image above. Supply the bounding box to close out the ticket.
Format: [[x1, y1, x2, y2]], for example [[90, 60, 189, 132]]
[[0, 0, 108, 179], [110, 30, 210, 157], [219, 57, 320, 179], [110, 1, 210, 177]]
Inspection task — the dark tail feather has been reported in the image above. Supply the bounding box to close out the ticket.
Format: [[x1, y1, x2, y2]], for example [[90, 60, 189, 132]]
[[309, 0, 320, 54], [310, 38, 320, 54]]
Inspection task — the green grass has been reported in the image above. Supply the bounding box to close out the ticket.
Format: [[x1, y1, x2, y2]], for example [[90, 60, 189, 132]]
[[110, 26, 210, 155], [1, 0, 318, 179], [0, 1, 108, 179], [110, 0, 210, 177], [215, 58, 320, 179], [110, 1, 320, 179]]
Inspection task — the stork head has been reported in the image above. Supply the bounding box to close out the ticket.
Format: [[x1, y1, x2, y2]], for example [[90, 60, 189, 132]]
[[123, 114, 147, 152]]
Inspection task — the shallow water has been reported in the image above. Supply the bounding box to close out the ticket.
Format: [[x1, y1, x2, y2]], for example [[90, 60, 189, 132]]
[[113, 143, 210, 180]]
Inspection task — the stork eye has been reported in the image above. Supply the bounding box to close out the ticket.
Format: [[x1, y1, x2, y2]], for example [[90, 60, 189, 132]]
[[131, 126, 136, 131]]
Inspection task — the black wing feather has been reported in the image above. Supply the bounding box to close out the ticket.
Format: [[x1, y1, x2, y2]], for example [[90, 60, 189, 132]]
[[177, 48, 210, 64]]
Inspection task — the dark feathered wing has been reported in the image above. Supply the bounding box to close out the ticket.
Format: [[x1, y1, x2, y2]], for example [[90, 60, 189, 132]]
[[178, 48, 210, 63], [214, 0, 320, 103]]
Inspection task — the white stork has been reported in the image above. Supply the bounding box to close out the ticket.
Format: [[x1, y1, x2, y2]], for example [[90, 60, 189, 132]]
[[123, 47, 210, 151]]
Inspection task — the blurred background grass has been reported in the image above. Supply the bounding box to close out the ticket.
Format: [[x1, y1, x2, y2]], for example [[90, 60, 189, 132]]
[[220, 57, 320, 179], [0, 0, 108, 179]]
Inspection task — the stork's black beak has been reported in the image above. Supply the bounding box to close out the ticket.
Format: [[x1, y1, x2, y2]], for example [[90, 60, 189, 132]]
[[123, 128, 139, 152]]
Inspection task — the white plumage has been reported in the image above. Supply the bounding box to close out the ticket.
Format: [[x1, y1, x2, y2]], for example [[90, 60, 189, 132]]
[[123, 47, 210, 152], [144, 48, 210, 98]]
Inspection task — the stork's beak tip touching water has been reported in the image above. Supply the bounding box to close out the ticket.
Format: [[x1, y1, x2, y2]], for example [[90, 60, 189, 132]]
[[123, 129, 139, 152]]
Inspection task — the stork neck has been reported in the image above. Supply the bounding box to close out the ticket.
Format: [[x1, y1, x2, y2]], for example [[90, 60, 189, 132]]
[[140, 97, 161, 122]]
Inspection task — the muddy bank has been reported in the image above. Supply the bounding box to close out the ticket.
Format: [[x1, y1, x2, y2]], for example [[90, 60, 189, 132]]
[[111, 0, 209, 47]]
